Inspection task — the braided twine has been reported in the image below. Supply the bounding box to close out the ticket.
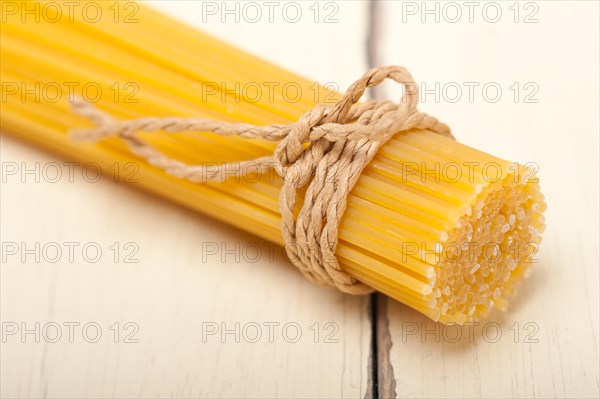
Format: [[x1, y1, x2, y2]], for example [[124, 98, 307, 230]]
[[71, 65, 452, 295]]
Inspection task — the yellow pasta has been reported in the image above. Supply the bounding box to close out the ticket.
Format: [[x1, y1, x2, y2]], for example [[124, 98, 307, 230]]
[[0, 0, 545, 324]]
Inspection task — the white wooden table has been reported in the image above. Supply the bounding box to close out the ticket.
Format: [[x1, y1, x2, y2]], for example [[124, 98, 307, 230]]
[[1, 1, 598, 397]]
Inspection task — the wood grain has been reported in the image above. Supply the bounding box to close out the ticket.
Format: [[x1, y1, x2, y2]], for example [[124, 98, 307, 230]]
[[2, 1, 599, 397], [0, 1, 373, 397], [374, 1, 600, 397]]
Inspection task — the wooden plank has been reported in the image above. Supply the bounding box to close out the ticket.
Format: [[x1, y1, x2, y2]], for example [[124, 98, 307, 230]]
[[0, 1, 374, 397], [374, 1, 600, 397]]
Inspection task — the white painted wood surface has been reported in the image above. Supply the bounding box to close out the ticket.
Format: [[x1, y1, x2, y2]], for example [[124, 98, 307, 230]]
[[1, 1, 599, 398], [374, 1, 600, 397], [1, 1, 372, 398]]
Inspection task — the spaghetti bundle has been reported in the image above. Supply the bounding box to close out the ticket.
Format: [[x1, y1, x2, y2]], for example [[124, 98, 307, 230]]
[[0, 0, 545, 324]]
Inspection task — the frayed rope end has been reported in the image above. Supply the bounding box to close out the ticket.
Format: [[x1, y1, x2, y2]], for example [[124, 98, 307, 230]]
[[69, 97, 115, 142]]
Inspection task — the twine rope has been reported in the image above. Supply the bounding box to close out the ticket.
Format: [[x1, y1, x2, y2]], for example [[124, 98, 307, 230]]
[[70, 65, 452, 295]]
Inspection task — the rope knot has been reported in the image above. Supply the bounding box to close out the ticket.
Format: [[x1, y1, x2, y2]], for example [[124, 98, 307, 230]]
[[70, 65, 452, 295]]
